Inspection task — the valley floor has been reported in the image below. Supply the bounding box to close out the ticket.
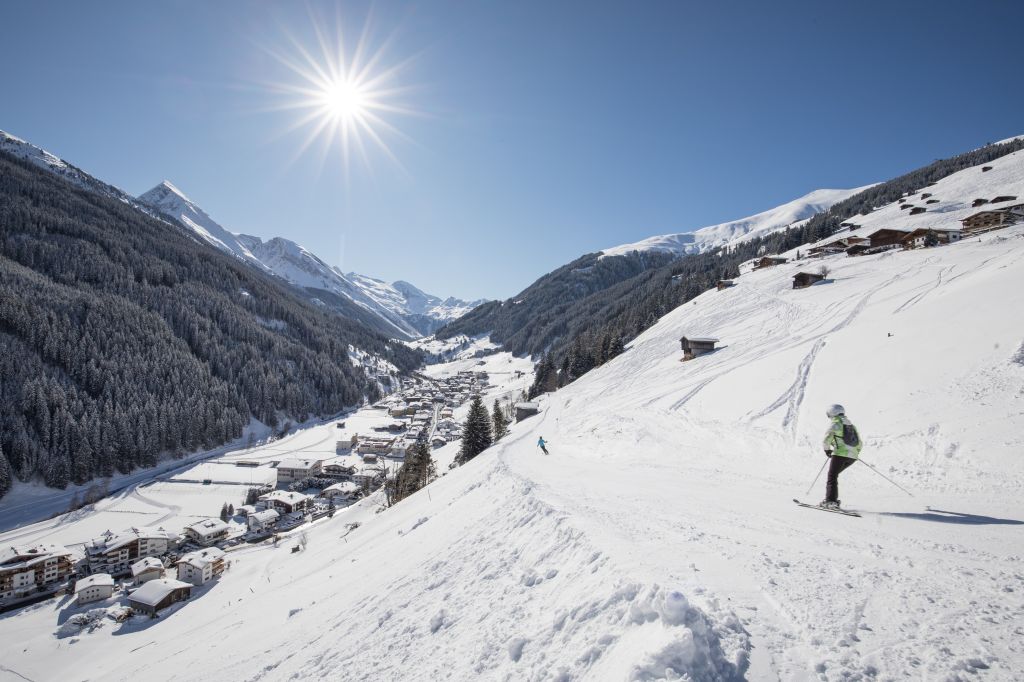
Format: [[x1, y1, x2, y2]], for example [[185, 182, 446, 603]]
[[1, 228, 1023, 681]]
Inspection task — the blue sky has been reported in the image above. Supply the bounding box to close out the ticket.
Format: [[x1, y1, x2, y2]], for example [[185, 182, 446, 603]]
[[2, 1, 1022, 300]]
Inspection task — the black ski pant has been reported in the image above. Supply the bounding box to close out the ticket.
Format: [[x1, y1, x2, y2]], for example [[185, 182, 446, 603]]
[[825, 455, 856, 502]]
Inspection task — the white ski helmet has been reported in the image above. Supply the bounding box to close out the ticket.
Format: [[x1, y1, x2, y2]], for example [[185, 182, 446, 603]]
[[826, 404, 845, 418]]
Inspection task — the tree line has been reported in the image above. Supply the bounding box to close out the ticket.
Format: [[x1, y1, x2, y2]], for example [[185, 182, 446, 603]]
[[0, 151, 422, 498]]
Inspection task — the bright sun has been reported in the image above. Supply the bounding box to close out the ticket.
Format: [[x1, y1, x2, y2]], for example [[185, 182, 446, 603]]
[[320, 79, 369, 122], [263, 12, 417, 171]]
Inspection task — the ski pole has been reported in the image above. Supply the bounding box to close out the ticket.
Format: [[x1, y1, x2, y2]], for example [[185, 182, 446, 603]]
[[805, 458, 829, 497], [858, 458, 915, 498]]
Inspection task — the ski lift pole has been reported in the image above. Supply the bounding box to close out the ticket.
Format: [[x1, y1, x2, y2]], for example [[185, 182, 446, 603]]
[[858, 458, 915, 498], [805, 458, 829, 497]]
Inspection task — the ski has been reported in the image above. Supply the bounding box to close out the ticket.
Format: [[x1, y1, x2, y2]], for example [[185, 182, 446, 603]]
[[793, 498, 861, 517]]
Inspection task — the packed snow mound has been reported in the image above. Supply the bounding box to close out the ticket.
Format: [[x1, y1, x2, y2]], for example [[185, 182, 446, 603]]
[[602, 186, 872, 258]]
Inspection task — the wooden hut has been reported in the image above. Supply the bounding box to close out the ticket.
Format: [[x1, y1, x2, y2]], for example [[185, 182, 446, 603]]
[[680, 336, 718, 361], [792, 272, 825, 289], [752, 256, 787, 270], [716, 280, 734, 291]]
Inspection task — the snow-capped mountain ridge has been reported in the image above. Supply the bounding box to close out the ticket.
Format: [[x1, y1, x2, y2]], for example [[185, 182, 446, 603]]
[[602, 186, 874, 258], [1, 130, 165, 222], [134, 179, 483, 339]]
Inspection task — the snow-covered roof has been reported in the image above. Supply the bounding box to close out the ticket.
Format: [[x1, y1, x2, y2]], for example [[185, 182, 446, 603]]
[[75, 573, 114, 592], [681, 337, 719, 344], [128, 578, 192, 607], [322, 481, 359, 495], [248, 509, 280, 523], [184, 519, 229, 537], [85, 527, 178, 555], [277, 458, 322, 470], [130, 557, 164, 576], [177, 547, 225, 569], [0, 544, 72, 569], [259, 490, 310, 505]]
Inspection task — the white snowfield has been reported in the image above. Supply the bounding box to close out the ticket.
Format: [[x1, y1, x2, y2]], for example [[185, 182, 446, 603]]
[[602, 187, 872, 259], [3, 226, 1022, 680]]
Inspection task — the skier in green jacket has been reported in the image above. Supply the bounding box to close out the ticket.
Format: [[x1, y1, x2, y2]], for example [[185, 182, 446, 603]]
[[821, 404, 862, 509]]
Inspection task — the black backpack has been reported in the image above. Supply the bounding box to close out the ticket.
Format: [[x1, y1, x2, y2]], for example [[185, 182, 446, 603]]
[[842, 423, 860, 448]]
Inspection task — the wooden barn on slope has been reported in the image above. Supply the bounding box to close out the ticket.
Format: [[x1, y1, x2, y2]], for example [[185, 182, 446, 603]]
[[680, 336, 718, 361], [792, 272, 825, 289]]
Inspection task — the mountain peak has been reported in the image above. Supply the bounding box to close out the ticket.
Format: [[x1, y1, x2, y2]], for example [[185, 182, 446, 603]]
[[601, 185, 874, 259]]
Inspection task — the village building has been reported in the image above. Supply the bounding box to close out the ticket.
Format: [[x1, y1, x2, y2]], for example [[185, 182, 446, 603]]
[[352, 465, 384, 487], [961, 205, 1023, 233], [75, 573, 115, 605], [901, 228, 962, 249], [390, 440, 411, 459], [246, 509, 279, 533], [176, 548, 226, 586], [792, 272, 825, 289], [431, 435, 448, 449], [753, 256, 787, 270], [680, 336, 719, 361], [275, 458, 323, 484], [183, 519, 230, 547], [439, 407, 454, 419], [515, 402, 540, 423], [84, 527, 179, 576], [130, 557, 165, 586], [321, 460, 355, 480], [335, 435, 357, 455], [320, 481, 360, 502], [236, 505, 258, 518], [0, 544, 76, 602], [258, 490, 311, 514], [357, 436, 395, 456], [128, 578, 192, 617]]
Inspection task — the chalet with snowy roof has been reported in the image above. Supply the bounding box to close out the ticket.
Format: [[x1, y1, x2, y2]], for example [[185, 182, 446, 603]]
[[183, 518, 230, 547], [336, 435, 357, 454], [128, 578, 192, 617], [320, 481, 359, 502], [85, 527, 179, 576], [901, 227, 962, 250], [0, 544, 76, 602], [357, 436, 395, 456], [258, 490, 311, 514], [246, 509, 279, 533], [515, 402, 540, 423], [321, 460, 355, 479], [792, 272, 825, 289], [75, 573, 114, 605], [753, 256, 787, 270], [961, 205, 1023, 233], [352, 465, 384, 487], [176, 547, 226, 586], [275, 458, 323, 484], [130, 557, 165, 585], [680, 336, 719, 361]]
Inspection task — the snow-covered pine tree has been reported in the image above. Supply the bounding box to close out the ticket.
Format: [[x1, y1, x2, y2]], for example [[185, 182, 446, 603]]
[[457, 395, 492, 464], [492, 399, 509, 442]]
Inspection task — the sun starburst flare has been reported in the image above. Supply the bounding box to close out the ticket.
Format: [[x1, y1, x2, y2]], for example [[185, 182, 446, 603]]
[[260, 9, 422, 174]]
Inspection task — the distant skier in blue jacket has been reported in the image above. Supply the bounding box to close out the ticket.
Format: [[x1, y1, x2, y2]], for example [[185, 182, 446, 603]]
[[537, 437, 549, 455], [821, 404, 862, 509]]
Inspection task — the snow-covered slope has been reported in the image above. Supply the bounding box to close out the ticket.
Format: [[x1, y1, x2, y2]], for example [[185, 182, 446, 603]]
[[1, 130, 165, 221], [137, 181, 273, 273], [137, 180, 482, 339], [4, 221, 1021, 680], [603, 186, 873, 258], [796, 148, 1024, 254]]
